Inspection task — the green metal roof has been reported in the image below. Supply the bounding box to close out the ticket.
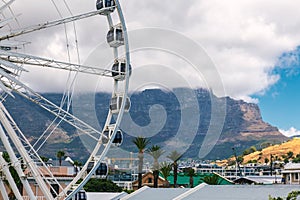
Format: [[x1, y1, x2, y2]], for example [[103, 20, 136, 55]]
[[166, 172, 233, 186]]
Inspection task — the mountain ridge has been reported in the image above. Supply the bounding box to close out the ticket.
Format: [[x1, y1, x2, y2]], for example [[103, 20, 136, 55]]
[[1, 88, 287, 161]]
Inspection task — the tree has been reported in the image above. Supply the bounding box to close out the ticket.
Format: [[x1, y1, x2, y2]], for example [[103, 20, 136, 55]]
[[73, 160, 83, 175], [56, 150, 65, 166], [132, 137, 150, 188], [287, 151, 294, 159], [293, 154, 300, 163], [167, 150, 182, 188], [83, 178, 122, 192], [147, 145, 164, 188], [186, 168, 196, 188], [2, 152, 23, 194], [265, 157, 269, 164], [201, 173, 221, 185], [40, 156, 49, 163], [160, 162, 172, 183]]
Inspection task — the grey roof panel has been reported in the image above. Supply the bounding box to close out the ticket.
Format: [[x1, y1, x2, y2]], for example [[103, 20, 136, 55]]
[[185, 185, 300, 200]]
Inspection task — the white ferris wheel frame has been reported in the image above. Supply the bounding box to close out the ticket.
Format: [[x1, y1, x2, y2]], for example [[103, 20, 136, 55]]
[[0, 0, 131, 199]]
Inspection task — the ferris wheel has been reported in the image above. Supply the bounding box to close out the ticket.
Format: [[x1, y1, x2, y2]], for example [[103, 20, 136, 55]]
[[0, 0, 131, 199]]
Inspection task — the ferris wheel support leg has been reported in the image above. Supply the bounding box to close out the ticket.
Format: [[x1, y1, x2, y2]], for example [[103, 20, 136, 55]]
[[0, 124, 36, 200], [0, 177, 9, 200], [0, 104, 53, 200], [0, 153, 22, 200]]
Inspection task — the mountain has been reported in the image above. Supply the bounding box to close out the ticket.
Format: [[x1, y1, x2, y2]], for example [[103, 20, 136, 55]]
[[1, 88, 287, 161]]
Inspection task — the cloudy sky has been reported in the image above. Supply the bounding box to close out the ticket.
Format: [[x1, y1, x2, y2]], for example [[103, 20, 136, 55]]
[[2, 0, 300, 137]]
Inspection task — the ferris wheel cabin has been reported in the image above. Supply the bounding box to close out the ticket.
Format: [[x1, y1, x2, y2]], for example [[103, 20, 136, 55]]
[[111, 59, 132, 81], [67, 190, 87, 200], [96, 0, 115, 15], [87, 161, 108, 178], [107, 25, 124, 48], [110, 94, 131, 114], [103, 126, 123, 146]]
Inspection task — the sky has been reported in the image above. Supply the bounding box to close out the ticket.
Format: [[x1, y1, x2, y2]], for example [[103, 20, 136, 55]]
[[1, 0, 300, 137]]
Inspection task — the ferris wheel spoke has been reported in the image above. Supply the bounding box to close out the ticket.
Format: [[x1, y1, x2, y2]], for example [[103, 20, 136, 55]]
[[0, 102, 67, 199], [0, 71, 105, 142], [0, 0, 15, 14], [0, 0, 131, 199], [0, 50, 120, 77], [0, 8, 116, 41]]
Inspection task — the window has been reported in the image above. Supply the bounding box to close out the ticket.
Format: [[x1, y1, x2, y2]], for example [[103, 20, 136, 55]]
[[148, 177, 152, 183], [116, 29, 124, 41], [294, 173, 299, 180]]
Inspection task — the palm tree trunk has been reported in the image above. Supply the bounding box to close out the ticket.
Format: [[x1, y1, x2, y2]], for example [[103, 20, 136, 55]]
[[138, 152, 143, 188], [153, 170, 159, 188], [153, 158, 159, 188], [174, 162, 178, 187], [190, 175, 194, 188]]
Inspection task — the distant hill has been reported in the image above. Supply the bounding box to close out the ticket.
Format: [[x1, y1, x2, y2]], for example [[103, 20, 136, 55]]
[[242, 138, 300, 164], [1, 88, 287, 161]]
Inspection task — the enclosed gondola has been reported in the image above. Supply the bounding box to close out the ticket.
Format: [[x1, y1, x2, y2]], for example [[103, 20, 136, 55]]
[[95, 162, 108, 177], [107, 25, 124, 48], [102, 125, 123, 146], [110, 94, 130, 114], [96, 0, 115, 15], [112, 130, 123, 146], [86, 162, 94, 174], [111, 59, 132, 81], [86, 161, 108, 178], [67, 189, 87, 200]]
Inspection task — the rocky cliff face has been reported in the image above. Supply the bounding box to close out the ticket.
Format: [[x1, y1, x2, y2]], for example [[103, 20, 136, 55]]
[[239, 102, 285, 139], [2, 89, 287, 160]]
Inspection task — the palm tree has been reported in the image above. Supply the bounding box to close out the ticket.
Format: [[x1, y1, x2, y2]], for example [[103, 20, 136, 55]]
[[73, 160, 82, 175], [147, 145, 164, 188], [187, 167, 196, 188], [40, 156, 49, 163], [167, 150, 182, 188], [132, 137, 150, 188], [200, 173, 221, 185], [160, 162, 172, 187], [56, 150, 65, 166]]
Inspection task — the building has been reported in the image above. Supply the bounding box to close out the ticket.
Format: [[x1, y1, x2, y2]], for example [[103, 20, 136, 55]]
[[131, 171, 169, 190], [167, 172, 233, 187], [120, 184, 300, 200], [234, 176, 281, 185], [22, 160, 76, 199], [281, 163, 300, 184]]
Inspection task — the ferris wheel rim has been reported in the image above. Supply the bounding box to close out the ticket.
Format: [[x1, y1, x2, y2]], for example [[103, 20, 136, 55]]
[[63, 0, 131, 198]]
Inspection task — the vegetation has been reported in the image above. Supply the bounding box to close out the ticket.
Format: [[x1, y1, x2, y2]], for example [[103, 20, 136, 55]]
[[160, 162, 172, 181], [167, 150, 182, 188], [147, 145, 164, 188], [186, 168, 196, 188], [265, 157, 269, 164], [73, 160, 83, 175], [56, 150, 65, 166], [40, 156, 49, 162], [238, 138, 300, 165], [243, 146, 257, 156], [292, 154, 300, 163], [200, 174, 221, 185], [269, 190, 300, 200], [132, 137, 150, 189], [2, 152, 22, 193], [83, 178, 122, 192]]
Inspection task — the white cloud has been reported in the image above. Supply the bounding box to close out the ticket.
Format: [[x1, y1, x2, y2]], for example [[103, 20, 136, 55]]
[[2, 0, 300, 101], [280, 127, 300, 137]]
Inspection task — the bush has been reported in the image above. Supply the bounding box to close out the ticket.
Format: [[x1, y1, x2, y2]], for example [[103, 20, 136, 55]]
[[83, 179, 122, 192]]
